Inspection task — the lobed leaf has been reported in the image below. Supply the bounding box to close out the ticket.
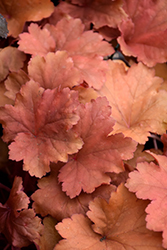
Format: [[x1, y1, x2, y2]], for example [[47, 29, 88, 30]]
[[0, 81, 83, 177], [58, 97, 137, 198], [0, 176, 43, 248], [126, 152, 167, 248], [55, 184, 163, 250], [118, 0, 167, 66], [98, 61, 167, 144], [0, 0, 54, 37]]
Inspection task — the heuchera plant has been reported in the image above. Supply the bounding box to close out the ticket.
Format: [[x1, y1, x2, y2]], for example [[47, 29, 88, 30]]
[[1, 0, 167, 249]]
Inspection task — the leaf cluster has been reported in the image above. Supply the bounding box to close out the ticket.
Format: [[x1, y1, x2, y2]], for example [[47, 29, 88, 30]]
[[0, 0, 167, 249]]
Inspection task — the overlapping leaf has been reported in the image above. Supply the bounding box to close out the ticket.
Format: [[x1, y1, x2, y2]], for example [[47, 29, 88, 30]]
[[0, 81, 83, 177], [126, 152, 167, 248], [0, 0, 54, 37], [19, 17, 113, 89], [18, 23, 56, 57], [98, 61, 167, 144], [5, 69, 29, 101], [28, 51, 80, 89], [57, 0, 127, 29], [0, 176, 43, 248], [36, 216, 61, 250], [55, 184, 163, 250], [32, 163, 116, 221], [0, 47, 26, 82], [58, 97, 137, 198], [118, 0, 167, 66]]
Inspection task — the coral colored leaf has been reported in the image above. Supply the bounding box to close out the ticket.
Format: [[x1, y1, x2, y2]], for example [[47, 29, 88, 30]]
[[19, 18, 113, 89], [28, 51, 80, 89], [126, 152, 167, 248], [55, 184, 163, 250], [5, 70, 29, 101], [98, 61, 167, 144], [19, 23, 56, 57], [57, 0, 127, 29], [0, 0, 54, 37], [0, 176, 43, 248], [31, 163, 116, 221], [71, 55, 109, 90], [58, 97, 137, 198], [0, 81, 83, 177], [118, 0, 167, 66], [0, 47, 26, 81]]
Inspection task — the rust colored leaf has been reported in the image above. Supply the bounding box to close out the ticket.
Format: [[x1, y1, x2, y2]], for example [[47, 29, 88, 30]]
[[58, 97, 137, 198], [57, 0, 127, 29], [32, 163, 116, 221], [0, 81, 83, 177], [28, 51, 80, 89]]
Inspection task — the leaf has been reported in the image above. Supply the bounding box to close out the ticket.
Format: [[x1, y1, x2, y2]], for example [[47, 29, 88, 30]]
[[126, 152, 167, 248], [55, 184, 163, 250], [0, 176, 29, 216], [0, 176, 43, 248], [72, 84, 99, 104], [19, 18, 114, 89], [118, 0, 167, 66], [0, 0, 54, 37], [58, 97, 137, 198], [0, 83, 14, 107], [5, 69, 29, 101], [31, 163, 116, 221], [57, 0, 127, 29], [0, 81, 83, 177], [98, 61, 167, 144], [0, 47, 26, 81], [28, 51, 80, 89], [36, 216, 61, 250], [19, 23, 56, 57]]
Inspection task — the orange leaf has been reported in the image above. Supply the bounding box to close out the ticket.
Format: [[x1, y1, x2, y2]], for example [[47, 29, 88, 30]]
[[0, 0, 54, 37], [0, 47, 26, 81], [55, 184, 163, 250], [98, 61, 167, 144]]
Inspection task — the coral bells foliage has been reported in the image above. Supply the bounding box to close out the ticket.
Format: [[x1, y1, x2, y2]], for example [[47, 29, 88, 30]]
[[2, 1, 167, 250]]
